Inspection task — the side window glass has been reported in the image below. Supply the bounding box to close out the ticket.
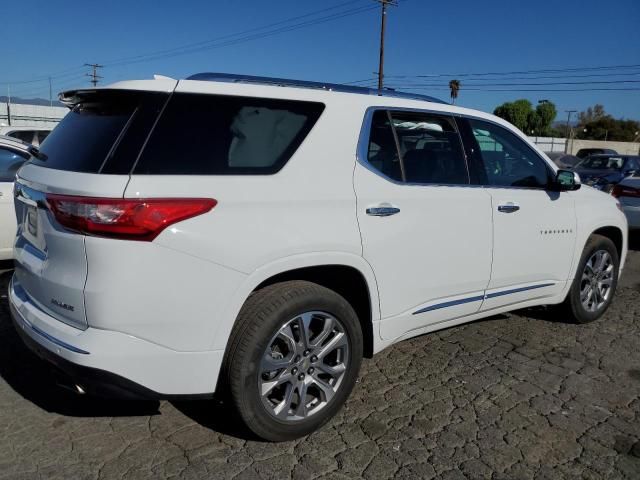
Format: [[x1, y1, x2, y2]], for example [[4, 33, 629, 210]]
[[366, 111, 403, 182], [390, 112, 468, 185], [468, 118, 550, 188], [365, 110, 469, 185], [0, 148, 28, 182]]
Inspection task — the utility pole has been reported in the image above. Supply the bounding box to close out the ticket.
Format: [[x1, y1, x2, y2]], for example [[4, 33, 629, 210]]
[[6, 84, 11, 126], [564, 110, 576, 154], [85, 63, 103, 87], [376, 0, 397, 91]]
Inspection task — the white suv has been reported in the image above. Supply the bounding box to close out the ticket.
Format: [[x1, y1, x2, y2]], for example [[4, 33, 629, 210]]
[[9, 74, 628, 441]]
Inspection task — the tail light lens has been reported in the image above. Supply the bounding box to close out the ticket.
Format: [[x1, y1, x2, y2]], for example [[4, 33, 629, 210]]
[[46, 195, 217, 241], [611, 184, 640, 199]]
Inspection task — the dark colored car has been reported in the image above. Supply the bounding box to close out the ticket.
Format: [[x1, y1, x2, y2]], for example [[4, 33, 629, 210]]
[[544, 152, 582, 168], [571, 154, 640, 192], [576, 147, 618, 159]]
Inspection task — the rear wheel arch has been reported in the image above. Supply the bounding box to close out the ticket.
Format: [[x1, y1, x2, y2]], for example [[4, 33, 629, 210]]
[[253, 265, 375, 358]]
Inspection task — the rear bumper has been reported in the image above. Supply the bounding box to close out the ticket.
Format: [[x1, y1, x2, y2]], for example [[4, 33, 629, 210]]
[[621, 205, 640, 229], [9, 275, 223, 398]]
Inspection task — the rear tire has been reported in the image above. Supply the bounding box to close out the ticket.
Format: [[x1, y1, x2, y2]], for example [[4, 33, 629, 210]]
[[221, 280, 363, 441], [562, 234, 619, 324]]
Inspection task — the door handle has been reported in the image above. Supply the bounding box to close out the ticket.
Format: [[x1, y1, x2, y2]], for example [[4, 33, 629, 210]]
[[497, 202, 520, 213], [366, 205, 400, 217]]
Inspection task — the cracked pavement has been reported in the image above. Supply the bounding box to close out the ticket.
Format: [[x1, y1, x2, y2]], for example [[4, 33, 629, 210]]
[[1, 237, 639, 479]]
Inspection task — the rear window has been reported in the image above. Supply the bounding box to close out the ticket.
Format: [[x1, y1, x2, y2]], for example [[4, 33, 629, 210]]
[[133, 93, 325, 175], [30, 90, 168, 173]]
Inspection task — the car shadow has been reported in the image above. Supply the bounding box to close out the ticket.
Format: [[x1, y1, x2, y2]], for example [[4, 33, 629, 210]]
[[0, 269, 261, 439], [0, 270, 160, 418], [629, 230, 640, 252]]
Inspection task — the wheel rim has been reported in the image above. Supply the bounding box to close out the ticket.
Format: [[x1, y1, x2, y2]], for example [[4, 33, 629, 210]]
[[258, 311, 350, 422], [580, 249, 614, 313]]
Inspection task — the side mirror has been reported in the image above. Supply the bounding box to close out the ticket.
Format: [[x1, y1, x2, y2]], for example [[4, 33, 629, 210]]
[[553, 169, 581, 191]]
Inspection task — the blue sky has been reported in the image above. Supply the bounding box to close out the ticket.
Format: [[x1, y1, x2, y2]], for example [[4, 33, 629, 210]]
[[2, 0, 639, 121]]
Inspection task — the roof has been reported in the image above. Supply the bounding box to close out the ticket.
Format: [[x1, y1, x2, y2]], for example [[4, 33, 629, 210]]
[[186, 72, 447, 105]]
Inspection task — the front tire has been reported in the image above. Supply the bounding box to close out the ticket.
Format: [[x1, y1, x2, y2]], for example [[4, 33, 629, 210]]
[[562, 234, 619, 324], [222, 280, 363, 441]]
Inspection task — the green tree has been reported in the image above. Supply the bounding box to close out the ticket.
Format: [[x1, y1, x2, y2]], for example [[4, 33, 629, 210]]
[[535, 101, 557, 136], [576, 104, 640, 142], [493, 99, 532, 132], [449, 79, 461, 104], [493, 99, 557, 135]]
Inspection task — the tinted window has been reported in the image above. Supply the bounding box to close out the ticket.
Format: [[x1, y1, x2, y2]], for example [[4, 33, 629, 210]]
[[31, 90, 168, 173], [0, 147, 29, 182], [468, 118, 550, 188], [578, 156, 626, 170], [365, 110, 469, 184], [8, 131, 34, 144], [134, 93, 324, 175], [366, 110, 403, 181]]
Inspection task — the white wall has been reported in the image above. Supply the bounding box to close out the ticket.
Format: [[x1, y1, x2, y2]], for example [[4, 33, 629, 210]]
[[0, 103, 68, 128]]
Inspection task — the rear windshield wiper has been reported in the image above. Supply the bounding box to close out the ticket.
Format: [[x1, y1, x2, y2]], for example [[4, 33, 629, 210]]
[[28, 146, 48, 161]]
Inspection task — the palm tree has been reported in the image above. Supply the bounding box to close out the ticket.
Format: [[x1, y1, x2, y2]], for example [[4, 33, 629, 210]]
[[449, 79, 461, 104]]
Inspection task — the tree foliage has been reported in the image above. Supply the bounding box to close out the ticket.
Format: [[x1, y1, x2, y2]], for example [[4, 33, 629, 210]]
[[576, 105, 639, 142], [449, 79, 461, 104], [493, 99, 557, 135]]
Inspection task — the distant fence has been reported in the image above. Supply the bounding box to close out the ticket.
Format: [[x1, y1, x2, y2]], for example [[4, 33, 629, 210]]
[[527, 136, 567, 153], [0, 103, 67, 128]]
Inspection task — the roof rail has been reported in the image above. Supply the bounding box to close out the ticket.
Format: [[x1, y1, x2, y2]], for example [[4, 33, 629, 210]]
[[185, 72, 447, 104]]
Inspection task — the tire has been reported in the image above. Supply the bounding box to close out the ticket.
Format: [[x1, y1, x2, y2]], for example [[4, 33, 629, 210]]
[[562, 234, 620, 324], [221, 280, 363, 441]]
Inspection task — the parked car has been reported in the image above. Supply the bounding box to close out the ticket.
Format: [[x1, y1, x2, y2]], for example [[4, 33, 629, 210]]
[[571, 154, 640, 192], [612, 175, 640, 229], [544, 151, 581, 168], [9, 74, 628, 441], [0, 126, 52, 147], [0, 135, 32, 260], [576, 147, 618, 159]]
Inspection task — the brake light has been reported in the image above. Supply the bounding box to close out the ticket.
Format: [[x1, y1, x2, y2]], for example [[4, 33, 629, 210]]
[[46, 195, 217, 241], [611, 184, 640, 199]]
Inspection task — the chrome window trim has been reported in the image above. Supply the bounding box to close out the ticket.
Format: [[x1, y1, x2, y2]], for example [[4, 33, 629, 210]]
[[356, 106, 558, 191]]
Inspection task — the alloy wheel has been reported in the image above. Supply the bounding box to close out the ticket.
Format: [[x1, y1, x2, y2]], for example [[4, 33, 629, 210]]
[[580, 249, 614, 312], [258, 311, 349, 422]]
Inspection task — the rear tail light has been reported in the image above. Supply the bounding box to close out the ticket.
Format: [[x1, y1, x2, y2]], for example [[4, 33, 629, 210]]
[[611, 184, 640, 199], [46, 195, 217, 241]]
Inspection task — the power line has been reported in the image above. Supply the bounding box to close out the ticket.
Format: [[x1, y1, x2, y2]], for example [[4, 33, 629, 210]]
[[383, 63, 640, 79], [388, 80, 640, 88], [387, 86, 640, 92], [103, 2, 377, 68], [103, 0, 367, 67]]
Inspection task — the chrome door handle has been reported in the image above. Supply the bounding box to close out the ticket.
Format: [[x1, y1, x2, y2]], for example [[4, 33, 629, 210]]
[[366, 206, 400, 217], [498, 203, 520, 213]]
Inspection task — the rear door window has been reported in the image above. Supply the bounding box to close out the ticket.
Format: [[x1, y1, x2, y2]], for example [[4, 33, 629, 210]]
[[30, 90, 168, 174], [133, 93, 324, 175]]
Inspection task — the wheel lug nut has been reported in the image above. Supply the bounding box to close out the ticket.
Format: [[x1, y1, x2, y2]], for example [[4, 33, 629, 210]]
[[308, 367, 314, 374], [303, 350, 310, 356], [298, 373, 305, 381], [292, 367, 298, 374], [311, 355, 318, 363]]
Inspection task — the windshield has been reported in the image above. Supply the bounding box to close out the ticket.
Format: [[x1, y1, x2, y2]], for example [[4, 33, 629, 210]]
[[577, 156, 626, 170]]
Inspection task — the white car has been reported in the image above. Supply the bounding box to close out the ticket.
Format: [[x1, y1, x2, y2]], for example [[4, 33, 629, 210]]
[[0, 126, 51, 147], [612, 176, 640, 229], [9, 74, 628, 441], [0, 135, 32, 260]]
